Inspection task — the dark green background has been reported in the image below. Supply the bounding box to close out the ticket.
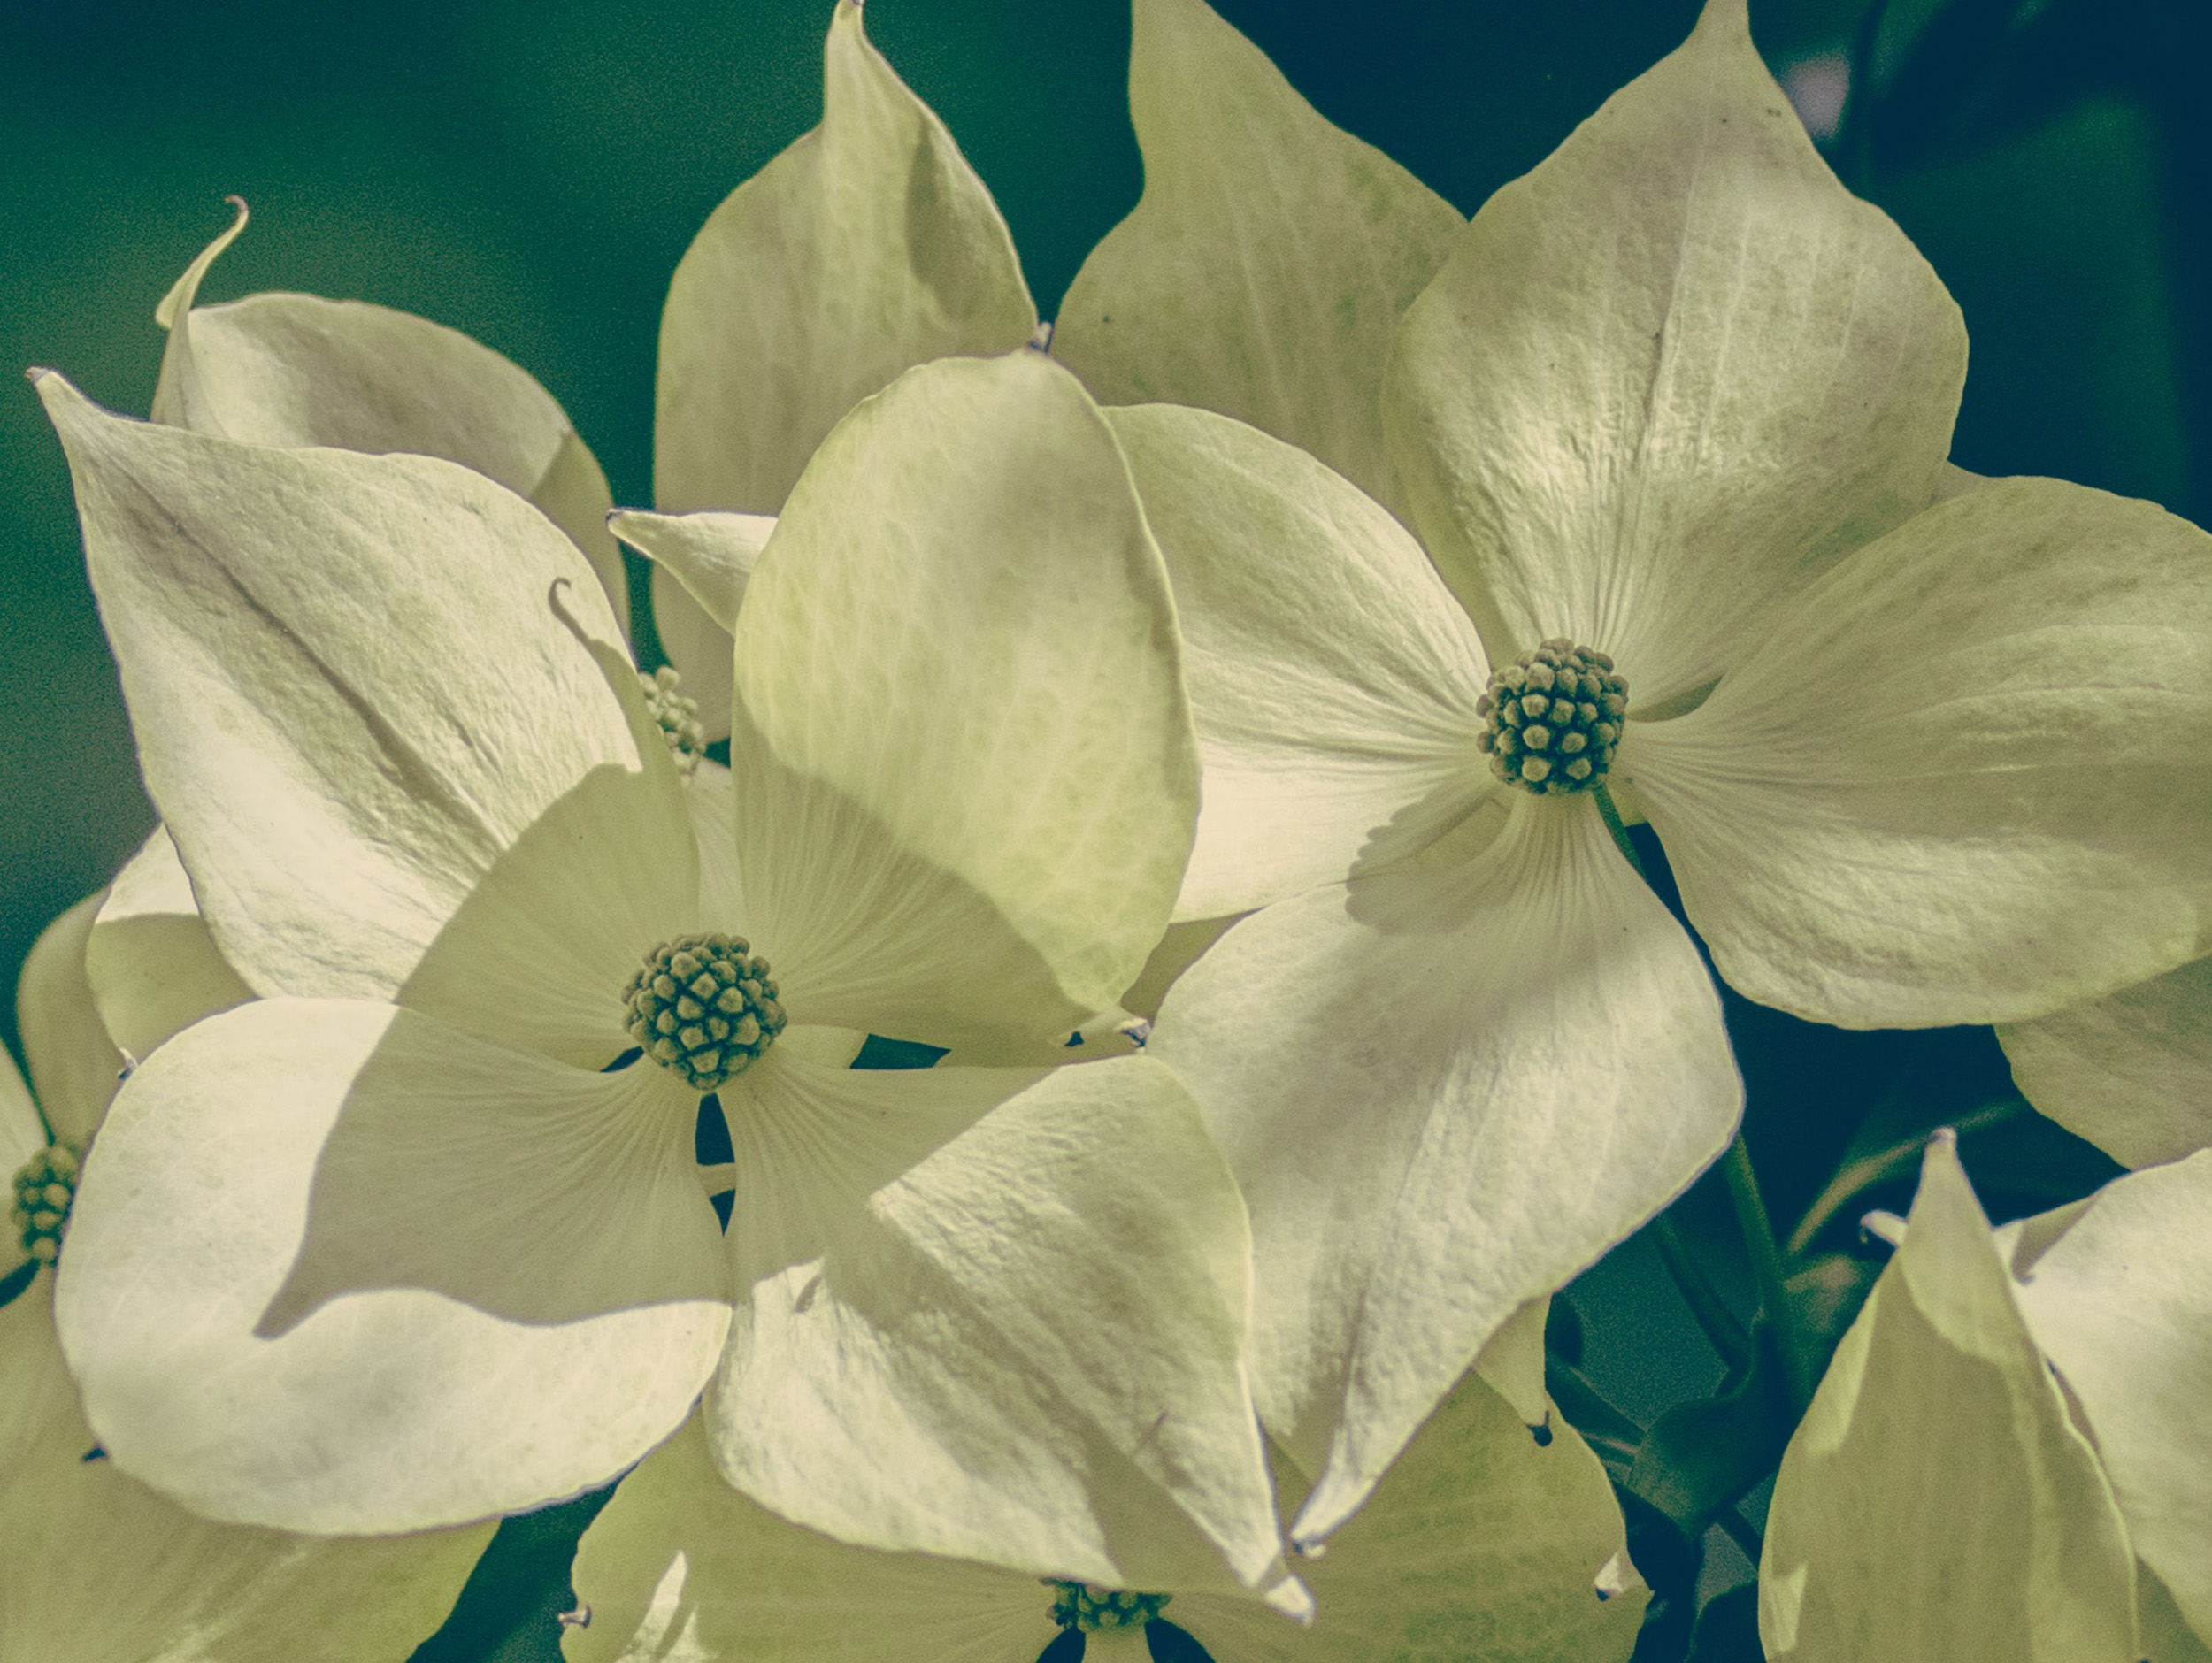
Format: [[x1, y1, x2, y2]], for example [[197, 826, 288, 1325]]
[[2, 0, 2203, 1058]]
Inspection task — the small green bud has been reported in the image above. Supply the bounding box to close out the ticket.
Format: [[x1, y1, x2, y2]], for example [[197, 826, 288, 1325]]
[[623, 933, 784, 1091], [11, 1142, 83, 1269], [1046, 1583, 1171, 1634], [636, 666, 707, 778], [1477, 640, 1626, 796]]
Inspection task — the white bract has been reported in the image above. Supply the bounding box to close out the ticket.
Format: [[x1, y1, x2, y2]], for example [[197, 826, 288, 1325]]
[[1763, 1137, 2212, 1662], [2, 954, 488, 1663], [643, 0, 1039, 740], [36, 347, 1294, 1604], [560, 1368, 1642, 1663], [1056, 0, 2212, 1549]]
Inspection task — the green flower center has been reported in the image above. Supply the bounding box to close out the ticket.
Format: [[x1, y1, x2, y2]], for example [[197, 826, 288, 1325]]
[[1047, 1583, 1171, 1634], [11, 1142, 81, 1268], [623, 933, 785, 1092], [637, 667, 707, 778], [1476, 639, 1627, 795]]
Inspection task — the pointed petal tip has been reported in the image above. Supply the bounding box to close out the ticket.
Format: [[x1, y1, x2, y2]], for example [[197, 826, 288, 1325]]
[[155, 196, 250, 331], [1693, 0, 1752, 41], [1262, 1574, 1316, 1625]]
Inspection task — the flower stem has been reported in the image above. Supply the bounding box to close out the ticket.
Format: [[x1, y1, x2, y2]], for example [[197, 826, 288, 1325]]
[[1722, 1132, 1814, 1409], [1651, 1216, 1751, 1373]]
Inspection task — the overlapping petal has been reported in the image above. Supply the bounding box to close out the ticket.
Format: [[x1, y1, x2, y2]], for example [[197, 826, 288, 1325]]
[[709, 1053, 1287, 1598], [0, 1282, 492, 1663], [655, 0, 1033, 521], [13, 891, 119, 1144], [730, 352, 1197, 1043], [152, 199, 628, 628], [2004, 1153, 2212, 1650], [1998, 956, 2212, 1168], [1107, 404, 1491, 918], [1054, 0, 1461, 511], [1760, 1136, 2137, 1660], [54, 998, 728, 1533], [611, 509, 773, 744], [1384, 0, 1963, 701], [570, 1368, 1638, 1663], [39, 373, 657, 1003], [84, 825, 251, 1063], [1630, 475, 2212, 1028], [1151, 798, 1740, 1547]]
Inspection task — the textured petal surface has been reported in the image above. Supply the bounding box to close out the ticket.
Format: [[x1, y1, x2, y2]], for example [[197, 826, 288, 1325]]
[[41, 373, 656, 1003], [1054, 0, 1460, 510], [0, 1281, 490, 1663], [1175, 1376, 1642, 1663], [13, 891, 119, 1143], [54, 998, 728, 1533], [684, 758, 749, 936], [1760, 1137, 2137, 1662], [1107, 404, 1490, 918], [731, 352, 1196, 1042], [152, 202, 628, 628], [1385, 1, 1963, 701], [565, 1414, 1052, 1663], [1151, 797, 1740, 1546], [394, 763, 697, 1071], [1999, 955, 2212, 1168], [615, 509, 774, 742], [85, 825, 251, 1063], [2006, 1153, 2212, 1648], [656, 0, 1033, 520], [708, 1054, 1288, 1598], [1632, 476, 2212, 1028]]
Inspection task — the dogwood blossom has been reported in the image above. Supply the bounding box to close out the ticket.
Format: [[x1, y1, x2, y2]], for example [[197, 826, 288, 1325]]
[[1762, 1135, 2212, 1661], [559, 1368, 1641, 1663], [36, 348, 1293, 1604], [1055, 0, 2212, 1549], [3, 955, 488, 1663]]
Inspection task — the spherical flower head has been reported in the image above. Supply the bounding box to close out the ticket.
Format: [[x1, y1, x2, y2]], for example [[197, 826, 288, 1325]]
[[623, 933, 785, 1092], [1046, 1582, 1171, 1634], [12, 1141, 81, 1267], [1475, 640, 1626, 795], [635, 667, 707, 778]]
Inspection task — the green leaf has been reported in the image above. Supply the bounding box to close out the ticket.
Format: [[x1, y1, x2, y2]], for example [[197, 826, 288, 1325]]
[[1760, 1134, 2138, 1661], [1054, 0, 1460, 511]]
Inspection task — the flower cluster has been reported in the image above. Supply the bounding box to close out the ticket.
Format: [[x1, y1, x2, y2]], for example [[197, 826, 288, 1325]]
[[6, 0, 2211, 1659]]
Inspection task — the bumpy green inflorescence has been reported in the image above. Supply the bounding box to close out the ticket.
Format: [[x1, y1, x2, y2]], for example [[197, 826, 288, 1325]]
[[11, 1142, 81, 1268], [623, 933, 785, 1092], [636, 666, 707, 778], [1047, 1583, 1171, 1633], [1476, 638, 1628, 795]]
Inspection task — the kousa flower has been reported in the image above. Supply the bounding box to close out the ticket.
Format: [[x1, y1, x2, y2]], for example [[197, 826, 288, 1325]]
[[1051, 0, 2212, 1552], [635, 0, 1041, 740], [557, 1356, 1642, 1663], [2, 961, 489, 1663], [1761, 1133, 2212, 1662], [36, 347, 1296, 1606]]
